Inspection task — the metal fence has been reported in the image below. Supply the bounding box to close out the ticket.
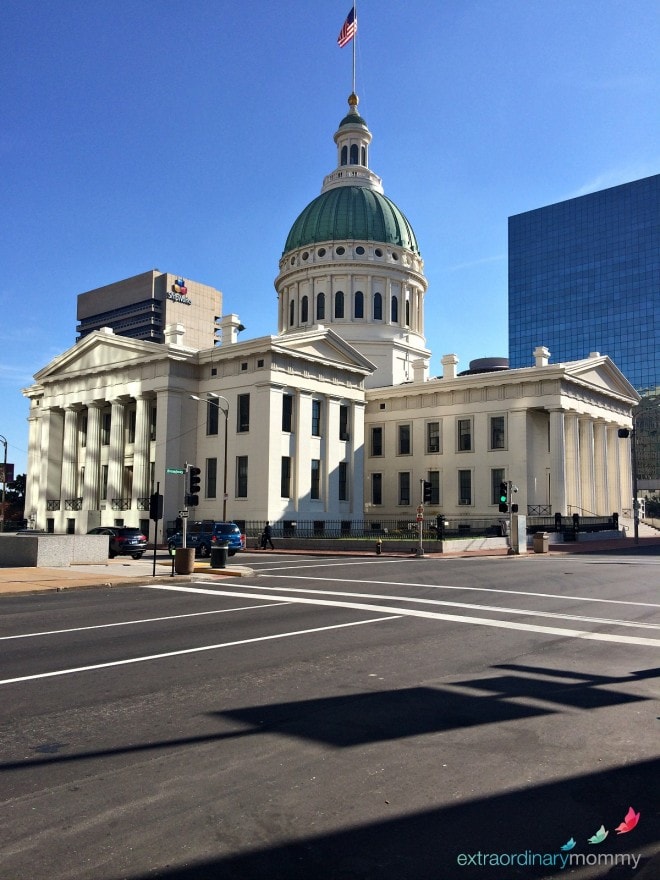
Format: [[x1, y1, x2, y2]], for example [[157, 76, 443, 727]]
[[240, 517, 509, 540]]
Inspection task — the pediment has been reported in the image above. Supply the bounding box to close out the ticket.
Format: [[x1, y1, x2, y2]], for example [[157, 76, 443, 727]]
[[33, 332, 169, 383], [564, 356, 640, 402], [273, 328, 376, 374]]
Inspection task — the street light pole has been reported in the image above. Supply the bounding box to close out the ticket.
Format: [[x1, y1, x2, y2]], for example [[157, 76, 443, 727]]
[[0, 435, 7, 533]]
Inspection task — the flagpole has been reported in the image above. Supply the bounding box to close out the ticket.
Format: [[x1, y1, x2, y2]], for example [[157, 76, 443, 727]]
[[352, 0, 357, 94]]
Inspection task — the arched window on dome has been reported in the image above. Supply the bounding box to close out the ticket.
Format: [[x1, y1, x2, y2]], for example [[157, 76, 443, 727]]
[[361, 146, 366, 165], [289, 299, 295, 327], [350, 144, 359, 165], [374, 292, 383, 320], [405, 298, 410, 327], [391, 296, 399, 323], [335, 291, 344, 319], [301, 295, 309, 324], [354, 291, 364, 319], [316, 292, 325, 321], [341, 145, 348, 166]]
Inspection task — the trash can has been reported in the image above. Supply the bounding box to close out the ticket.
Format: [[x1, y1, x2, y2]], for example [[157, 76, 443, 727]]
[[174, 547, 195, 574], [210, 542, 229, 569], [533, 532, 549, 554]]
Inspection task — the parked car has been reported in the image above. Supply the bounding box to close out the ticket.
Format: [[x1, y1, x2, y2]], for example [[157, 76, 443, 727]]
[[167, 521, 246, 557], [87, 526, 148, 559]]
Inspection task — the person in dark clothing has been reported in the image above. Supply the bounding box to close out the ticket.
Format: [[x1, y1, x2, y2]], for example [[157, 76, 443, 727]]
[[261, 521, 275, 550]]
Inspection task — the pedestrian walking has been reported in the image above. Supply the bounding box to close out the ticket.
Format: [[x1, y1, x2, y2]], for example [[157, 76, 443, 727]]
[[261, 521, 275, 550]]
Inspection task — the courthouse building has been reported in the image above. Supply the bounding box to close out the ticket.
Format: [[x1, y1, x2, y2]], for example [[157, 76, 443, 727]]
[[22, 94, 639, 539]]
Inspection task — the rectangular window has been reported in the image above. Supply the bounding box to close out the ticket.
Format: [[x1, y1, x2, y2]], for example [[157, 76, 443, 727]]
[[101, 413, 111, 446], [372, 472, 382, 505], [458, 469, 472, 505], [398, 472, 410, 505], [236, 456, 248, 497], [398, 423, 411, 455], [426, 421, 440, 454], [428, 470, 441, 505], [127, 409, 136, 444], [311, 459, 321, 499], [371, 426, 383, 456], [457, 418, 472, 451], [206, 457, 217, 499], [207, 400, 219, 436], [339, 405, 350, 440], [282, 394, 293, 432], [490, 415, 506, 449], [491, 468, 505, 505], [237, 394, 250, 433], [150, 406, 157, 441], [338, 461, 348, 501], [281, 456, 291, 498], [101, 465, 109, 500], [312, 400, 322, 436]]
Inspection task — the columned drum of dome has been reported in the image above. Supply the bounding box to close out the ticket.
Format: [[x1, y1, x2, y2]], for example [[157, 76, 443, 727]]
[[276, 94, 431, 389]]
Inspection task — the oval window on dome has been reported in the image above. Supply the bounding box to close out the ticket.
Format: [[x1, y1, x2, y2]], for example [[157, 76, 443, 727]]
[[290, 256, 296, 266], [318, 248, 326, 257], [302, 251, 309, 261], [356, 246, 365, 255], [392, 252, 399, 261], [336, 246, 345, 256], [375, 248, 383, 258]]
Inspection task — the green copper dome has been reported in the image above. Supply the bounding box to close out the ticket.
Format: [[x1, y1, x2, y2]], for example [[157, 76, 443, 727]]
[[283, 186, 421, 256]]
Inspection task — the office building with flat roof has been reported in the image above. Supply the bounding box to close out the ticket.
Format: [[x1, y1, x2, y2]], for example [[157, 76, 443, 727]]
[[508, 174, 660, 395]]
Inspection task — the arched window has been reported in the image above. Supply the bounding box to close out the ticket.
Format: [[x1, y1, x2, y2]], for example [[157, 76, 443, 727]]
[[341, 145, 348, 166], [301, 295, 309, 324], [391, 296, 398, 323], [405, 299, 410, 326], [374, 292, 383, 320], [335, 290, 344, 319], [289, 299, 295, 327], [354, 291, 364, 319], [361, 146, 366, 165], [350, 144, 359, 165], [316, 292, 325, 321]]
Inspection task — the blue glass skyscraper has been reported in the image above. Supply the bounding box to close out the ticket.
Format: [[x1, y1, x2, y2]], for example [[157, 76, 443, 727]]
[[508, 174, 660, 396]]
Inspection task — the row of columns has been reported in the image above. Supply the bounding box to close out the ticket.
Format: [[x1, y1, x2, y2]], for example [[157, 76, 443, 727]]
[[549, 411, 629, 515]]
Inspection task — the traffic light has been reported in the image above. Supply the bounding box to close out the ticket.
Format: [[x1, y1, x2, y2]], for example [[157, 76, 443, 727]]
[[149, 492, 163, 521], [423, 480, 432, 503], [498, 481, 508, 513], [187, 466, 201, 506]]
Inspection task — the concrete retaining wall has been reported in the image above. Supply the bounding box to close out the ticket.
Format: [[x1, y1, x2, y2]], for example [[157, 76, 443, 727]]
[[0, 535, 109, 568]]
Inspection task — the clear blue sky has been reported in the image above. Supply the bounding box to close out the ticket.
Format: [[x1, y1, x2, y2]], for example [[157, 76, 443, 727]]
[[3, 0, 660, 475]]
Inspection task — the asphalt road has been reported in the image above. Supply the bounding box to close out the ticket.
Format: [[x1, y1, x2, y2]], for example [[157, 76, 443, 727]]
[[1, 550, 659, 880]]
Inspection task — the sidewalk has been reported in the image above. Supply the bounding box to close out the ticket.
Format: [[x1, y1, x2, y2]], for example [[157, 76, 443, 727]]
[[0, 535, 658, 599]]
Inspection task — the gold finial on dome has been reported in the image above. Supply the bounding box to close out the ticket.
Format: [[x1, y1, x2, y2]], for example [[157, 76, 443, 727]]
[[348, 92, 359, 107]]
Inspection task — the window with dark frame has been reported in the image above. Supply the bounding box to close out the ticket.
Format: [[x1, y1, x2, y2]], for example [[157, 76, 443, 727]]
[[338, 461, 348, 501], [237, 394, 250, 433], [312, 399, 322, 436], [458, 418, 472, 451], [282, 394, 293, 432], [427, 421, 440, 453], [339, 405, 349, 440], [372, 472, 382, 505], [311, 459, 321, 499], [398, 423, 411, 455], [490, 415, 506, 449], [236, 456, 248, 497], [371, 426, 383, 456], [281, 456, 291, 498]]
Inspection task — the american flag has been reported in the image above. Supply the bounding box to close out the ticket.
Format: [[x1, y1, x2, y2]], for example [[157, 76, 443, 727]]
[[337, 7, 357, 48]]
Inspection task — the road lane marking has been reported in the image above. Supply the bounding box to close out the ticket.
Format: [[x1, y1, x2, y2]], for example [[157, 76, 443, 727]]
[[221, 582, 660, 630], [0, 602, 291, 642], [0, 615, 400, 686], [256, 573, 660, 610], [142, 584, 660, 648]]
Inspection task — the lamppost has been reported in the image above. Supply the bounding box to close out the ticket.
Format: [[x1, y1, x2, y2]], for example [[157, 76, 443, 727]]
[[0, 435, 7, 533], [191, 393, 230, 521]]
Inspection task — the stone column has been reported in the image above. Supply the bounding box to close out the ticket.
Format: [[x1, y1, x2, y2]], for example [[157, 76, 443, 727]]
[[564, 412, 580, 512], [593, 420, 609, 515], [60, 406, 79, 504], [82, 403, 102, 511], [578, 416, 595, 514], [107, 399, 126, 507], [131, 394, 152, 508], [549, 410, 567, 515]]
